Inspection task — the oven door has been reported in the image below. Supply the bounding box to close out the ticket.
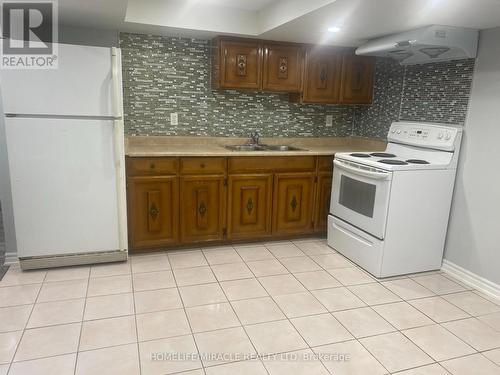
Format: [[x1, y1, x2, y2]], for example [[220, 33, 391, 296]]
[[330, 159, 392, 239]]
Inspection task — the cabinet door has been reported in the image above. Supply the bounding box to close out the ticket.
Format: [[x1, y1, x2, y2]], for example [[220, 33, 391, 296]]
[[273, 173, 315, 235], [127, 176, 179, 250], [180, 176, 225, 243], [314, 173, 333, 232], [340, 55, 375, 104], [220, 40, 262, 90], [302, 48, 342, 103], [227, 174, 273, 240], [263, 43, 302, 92]]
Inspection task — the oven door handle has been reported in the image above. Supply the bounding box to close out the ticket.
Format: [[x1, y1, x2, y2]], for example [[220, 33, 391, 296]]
[[333, 159, 391, 180]]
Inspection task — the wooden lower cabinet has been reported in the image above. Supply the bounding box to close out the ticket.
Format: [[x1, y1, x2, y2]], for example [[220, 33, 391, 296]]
[[180, 176, 226, 243], [315, 173, 333, 232], [273, 173, 315, 235], [127, 156, 333, 251], [127, 176, 179, 249], [227, 174, 273, 240]]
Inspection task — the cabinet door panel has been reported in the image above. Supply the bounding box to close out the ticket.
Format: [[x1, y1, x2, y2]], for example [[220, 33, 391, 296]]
[[180, 176, 225, 242], [128, 176, 179, 250], [340, 55, 375, 104], [315, 173, 333, 232], [221, 40, 262, 90], [302, 48, 342, 103], [263, 44, 302, 92], [228, 174, 273, 240], [273, 173, 315, 235]]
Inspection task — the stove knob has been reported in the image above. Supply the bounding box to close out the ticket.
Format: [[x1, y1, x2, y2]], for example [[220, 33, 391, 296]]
[[396, 130, 401, 134], [391, 129, 396, 134], [445, 132, 451, 140], [438, 132, 443, 139]]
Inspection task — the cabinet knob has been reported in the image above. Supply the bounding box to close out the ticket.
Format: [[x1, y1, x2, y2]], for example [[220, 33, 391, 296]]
[[198, 202, 207, 217], [200, 163, 205, 169], [290, 196, 298, 212], [246, 198, 254, 214], [149, 204, 159, 218], [150, 163, 155, 169]]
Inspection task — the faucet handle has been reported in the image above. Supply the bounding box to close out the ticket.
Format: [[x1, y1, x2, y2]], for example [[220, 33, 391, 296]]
[[250, 131, 260, 145]]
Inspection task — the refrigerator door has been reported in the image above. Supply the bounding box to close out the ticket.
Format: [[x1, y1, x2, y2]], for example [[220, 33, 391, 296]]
[[5, 117, 122, 257], [0, 44, 120, 117]]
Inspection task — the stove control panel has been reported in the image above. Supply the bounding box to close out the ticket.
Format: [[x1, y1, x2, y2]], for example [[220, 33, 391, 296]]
[[388, 122, 462, 151]]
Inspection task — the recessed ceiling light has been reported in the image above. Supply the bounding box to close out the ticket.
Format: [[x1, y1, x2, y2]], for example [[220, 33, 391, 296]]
[[328, 26, 341, 33]]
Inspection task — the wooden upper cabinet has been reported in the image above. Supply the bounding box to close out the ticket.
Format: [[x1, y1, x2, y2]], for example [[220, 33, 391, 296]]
[[340, 55, 375, 104], [127, 176, 179, 250], [213, 39, 262, 90], [227, 174, 273, 240], [262, 43, 302, 92], [180, 176, 226, 243], [301, 47, 342, 104], [273, 172, 315, 235]]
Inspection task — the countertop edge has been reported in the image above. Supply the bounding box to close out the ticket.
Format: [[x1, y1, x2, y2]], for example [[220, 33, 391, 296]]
[[124, 136, 387, 157]]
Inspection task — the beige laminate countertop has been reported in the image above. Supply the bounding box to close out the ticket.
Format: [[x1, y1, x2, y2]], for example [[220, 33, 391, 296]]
[[125, 136, 387, 157]]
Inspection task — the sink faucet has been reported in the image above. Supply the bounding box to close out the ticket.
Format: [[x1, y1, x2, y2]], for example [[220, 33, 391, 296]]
[[250, 131, 260, 145]]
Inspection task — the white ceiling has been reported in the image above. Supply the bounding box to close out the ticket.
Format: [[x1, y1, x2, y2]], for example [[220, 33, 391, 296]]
[[194, 0, 277, 11], [58, 0, 500, 45]]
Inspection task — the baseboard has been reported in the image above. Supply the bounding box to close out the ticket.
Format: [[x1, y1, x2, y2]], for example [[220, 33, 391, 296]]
[[441, 259, 500, 302], [4, 251, 18, 266]]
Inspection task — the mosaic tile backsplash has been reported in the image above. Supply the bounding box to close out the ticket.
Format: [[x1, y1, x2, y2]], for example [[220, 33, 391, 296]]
[[353, 58, 405, 139], [120, 32, 475, 139], [400, 59, 475, 125], [120, 33, 353, 138]]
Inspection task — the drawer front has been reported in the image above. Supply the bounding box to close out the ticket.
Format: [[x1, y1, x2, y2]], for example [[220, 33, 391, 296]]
[[180, 157, 227, 175], [228, 156, 316, 173], [127, 157, 178, 176], [318, 156, 334, 171]]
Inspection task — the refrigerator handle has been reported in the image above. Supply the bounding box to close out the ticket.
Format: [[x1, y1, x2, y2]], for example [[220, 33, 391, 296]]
[[111, 47, 128, 252], [111, 47, 123, 118]]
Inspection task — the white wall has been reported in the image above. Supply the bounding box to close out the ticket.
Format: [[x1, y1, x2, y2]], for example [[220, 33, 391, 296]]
[[59, 25, 118, 47], [0, 85, 17, 262], [444, 27, 500, 285]]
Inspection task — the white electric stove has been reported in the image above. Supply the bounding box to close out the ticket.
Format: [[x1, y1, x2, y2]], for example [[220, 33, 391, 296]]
[[327, 121, 463, 278]]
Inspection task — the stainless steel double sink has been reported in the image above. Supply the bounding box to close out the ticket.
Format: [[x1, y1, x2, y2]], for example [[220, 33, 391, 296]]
[[224, 144, 307, 152]]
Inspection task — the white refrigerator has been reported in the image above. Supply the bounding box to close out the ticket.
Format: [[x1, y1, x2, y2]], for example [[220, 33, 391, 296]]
[[0, 43, 127, 269]]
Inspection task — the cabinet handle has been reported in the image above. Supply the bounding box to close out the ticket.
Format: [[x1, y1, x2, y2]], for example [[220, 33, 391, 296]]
[[246, 198, 254, 214], [198, 202, 207, 217], [278, 56, 288, 79], [290, 196, 298, 212], [237, 54, 247, 76], [320, 68, 327, 82], [318, 63, 328, 89], [149, 203, 159, 219], [353, 64, 363, 90]]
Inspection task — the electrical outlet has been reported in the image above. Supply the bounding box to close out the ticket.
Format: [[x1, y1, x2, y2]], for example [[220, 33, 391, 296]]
[[170, 113, 178, 126], [326, 114, 333, 127]]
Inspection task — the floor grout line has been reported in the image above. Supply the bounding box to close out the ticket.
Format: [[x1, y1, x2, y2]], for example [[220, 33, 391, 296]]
[[198, 249, 271, 375], [71, 263, 91, 375], [170, 254, 207, 375], [3, 270, 46, 374]]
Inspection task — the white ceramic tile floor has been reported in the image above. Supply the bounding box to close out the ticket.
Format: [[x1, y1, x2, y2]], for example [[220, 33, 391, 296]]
[[0, 237, 499, 375]]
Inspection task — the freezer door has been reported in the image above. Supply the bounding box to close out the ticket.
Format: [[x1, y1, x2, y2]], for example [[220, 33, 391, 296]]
[[5, 117, 122, 257], [0, 44, 120, 117]]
